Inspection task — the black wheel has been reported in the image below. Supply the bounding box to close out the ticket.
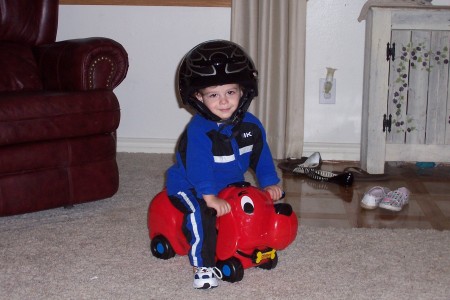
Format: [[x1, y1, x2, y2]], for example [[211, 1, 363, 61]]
[[150, 235, 175, 260], [258, 252, 278, 270], [216, 257, 244, 283]]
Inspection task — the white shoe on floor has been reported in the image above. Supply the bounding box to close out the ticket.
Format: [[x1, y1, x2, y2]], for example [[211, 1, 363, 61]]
[[361, 186, 390, 209], [379, 187, 410, 212], [193, 267, 222, 289], [292, 152, 322, 174]]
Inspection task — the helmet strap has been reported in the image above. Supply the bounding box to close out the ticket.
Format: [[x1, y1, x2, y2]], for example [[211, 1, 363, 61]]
[[186, 96, 221, 122], [225, 89, 255, 126]]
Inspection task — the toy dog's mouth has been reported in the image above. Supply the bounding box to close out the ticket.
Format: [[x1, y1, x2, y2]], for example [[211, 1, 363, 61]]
[[237, 248, 277, 264], [253, 248, 276, 264], [274, 203, 293, 216]]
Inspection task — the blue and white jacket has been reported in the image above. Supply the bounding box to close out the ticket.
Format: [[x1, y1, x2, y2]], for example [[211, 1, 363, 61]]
[[166, 112, 280, 197]]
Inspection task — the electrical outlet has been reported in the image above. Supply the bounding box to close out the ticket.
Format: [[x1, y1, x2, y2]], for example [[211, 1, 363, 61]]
[[319, 78, 336, 104]]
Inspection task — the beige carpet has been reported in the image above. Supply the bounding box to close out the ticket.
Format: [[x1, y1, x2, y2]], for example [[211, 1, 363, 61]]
[[1, 153, 449, 300]]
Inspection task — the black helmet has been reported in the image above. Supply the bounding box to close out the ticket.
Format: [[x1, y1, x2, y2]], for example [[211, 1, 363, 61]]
[[177, 40, 258, 124]]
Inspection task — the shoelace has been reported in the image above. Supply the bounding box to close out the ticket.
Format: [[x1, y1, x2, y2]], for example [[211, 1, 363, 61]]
[[385, 189, 409, 206], [195, 267, 223, 280], [211, 267, 223, 280]]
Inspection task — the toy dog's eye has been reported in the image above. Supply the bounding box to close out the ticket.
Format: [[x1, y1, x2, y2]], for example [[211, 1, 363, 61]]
[[240, 196, 254, 214]]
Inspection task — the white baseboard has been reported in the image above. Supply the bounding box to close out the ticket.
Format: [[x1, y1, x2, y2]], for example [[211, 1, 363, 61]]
[[117, 137, 176, 153], [117, 137, 361, 161], [302, 142, 361, 161]]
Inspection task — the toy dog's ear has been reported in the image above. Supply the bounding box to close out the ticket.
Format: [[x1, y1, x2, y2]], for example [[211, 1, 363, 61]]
[[215, 213, 239, 260]]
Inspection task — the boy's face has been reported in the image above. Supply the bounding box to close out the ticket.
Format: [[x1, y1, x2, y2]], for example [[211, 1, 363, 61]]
[[195, 84, 242, 120]]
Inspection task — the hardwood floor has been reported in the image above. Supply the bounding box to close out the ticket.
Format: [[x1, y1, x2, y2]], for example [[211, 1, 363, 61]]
[[280, 161, 450, 230]]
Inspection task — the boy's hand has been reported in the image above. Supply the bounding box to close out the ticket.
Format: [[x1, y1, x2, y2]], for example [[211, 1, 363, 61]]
[[203, 195, 231, 217], [264, 185, 283, 201]]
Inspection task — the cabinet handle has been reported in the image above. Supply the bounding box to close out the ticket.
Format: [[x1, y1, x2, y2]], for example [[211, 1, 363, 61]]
[[383, 114, 392, 133], [386, 42, 395, 61]]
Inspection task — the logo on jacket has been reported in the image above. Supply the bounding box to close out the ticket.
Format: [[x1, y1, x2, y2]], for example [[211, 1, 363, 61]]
[[242, 131, 253, 138]]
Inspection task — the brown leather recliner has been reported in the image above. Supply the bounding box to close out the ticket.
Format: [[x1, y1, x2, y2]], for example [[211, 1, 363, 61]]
[[0, 0, 129, 216]]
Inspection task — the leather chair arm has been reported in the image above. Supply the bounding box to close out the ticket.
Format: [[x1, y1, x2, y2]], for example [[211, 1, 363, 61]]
[[34, 37, 129, 91]]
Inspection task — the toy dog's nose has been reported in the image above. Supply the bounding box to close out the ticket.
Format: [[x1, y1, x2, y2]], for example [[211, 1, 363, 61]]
[[274, 203, 293, 216]]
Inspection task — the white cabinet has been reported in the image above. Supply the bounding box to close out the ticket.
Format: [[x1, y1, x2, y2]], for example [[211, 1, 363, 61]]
[[361, 6, 450, 174]]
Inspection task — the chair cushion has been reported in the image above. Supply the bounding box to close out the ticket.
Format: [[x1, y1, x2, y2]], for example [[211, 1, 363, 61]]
[[0, 90, 120, 146], [0, 134, 119, 216], [0, 43, 43, 92], [0, 134, 116, 174]]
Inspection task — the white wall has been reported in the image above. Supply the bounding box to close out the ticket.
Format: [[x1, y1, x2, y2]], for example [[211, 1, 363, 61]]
[[304, 1, 366, 159], [58, 1, 450, 160], [58, 5, 231, 152]]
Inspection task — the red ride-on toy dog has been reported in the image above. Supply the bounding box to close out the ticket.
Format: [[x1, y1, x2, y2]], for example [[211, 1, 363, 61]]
[[148, 182, 298, 283]]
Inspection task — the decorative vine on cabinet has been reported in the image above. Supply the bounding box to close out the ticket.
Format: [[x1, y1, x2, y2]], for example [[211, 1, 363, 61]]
[[361, 6, 450, 174]]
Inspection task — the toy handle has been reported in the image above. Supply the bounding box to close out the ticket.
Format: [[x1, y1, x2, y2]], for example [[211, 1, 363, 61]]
[[265, 190, 286, 200]]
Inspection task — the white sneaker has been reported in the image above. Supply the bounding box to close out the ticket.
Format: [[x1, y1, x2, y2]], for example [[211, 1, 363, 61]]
[[193, 267, 222, 289], [379, 187, 410, 212], [361, 186, 390, 209], [292, 152, 322, 174]]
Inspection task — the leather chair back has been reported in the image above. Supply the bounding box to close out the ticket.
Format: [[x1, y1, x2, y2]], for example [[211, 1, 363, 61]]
[[0, 0, 58, 45]]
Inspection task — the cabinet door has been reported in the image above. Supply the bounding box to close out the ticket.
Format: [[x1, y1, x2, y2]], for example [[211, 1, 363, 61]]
[[361, 8, 450, 173], [387, 30, 450, 146]]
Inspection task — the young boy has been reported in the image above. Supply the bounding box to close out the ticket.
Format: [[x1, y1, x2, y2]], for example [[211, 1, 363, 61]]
[[166, 40, 283, 289]]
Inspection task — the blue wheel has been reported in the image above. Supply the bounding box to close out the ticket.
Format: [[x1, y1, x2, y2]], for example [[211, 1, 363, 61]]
[[150, 235, 175, 260], [216, 257, 244, 283]]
